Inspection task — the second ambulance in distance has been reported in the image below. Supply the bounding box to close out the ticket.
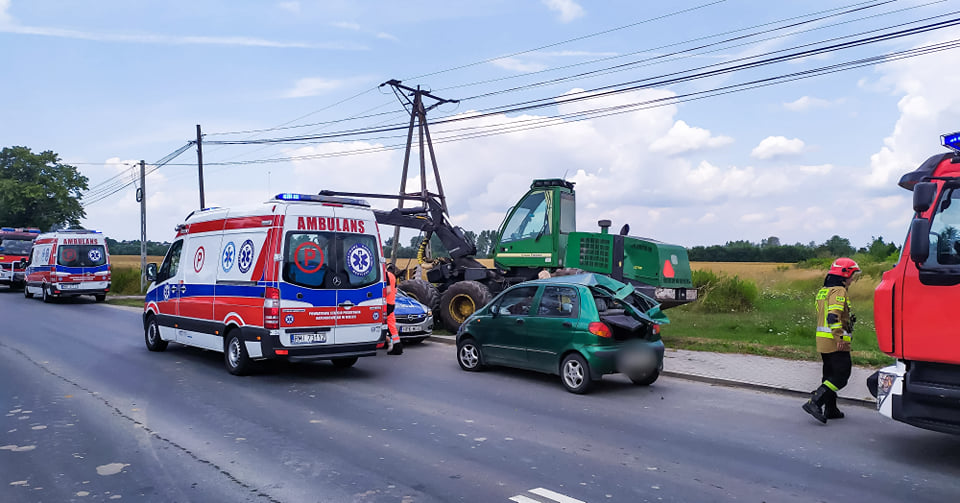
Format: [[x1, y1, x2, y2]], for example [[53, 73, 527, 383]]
[[23, 229, 112, 302], [144, 193, 387, 375]]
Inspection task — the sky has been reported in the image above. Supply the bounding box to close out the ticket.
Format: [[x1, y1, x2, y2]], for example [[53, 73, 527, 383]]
[[3, 0, 960, 250]]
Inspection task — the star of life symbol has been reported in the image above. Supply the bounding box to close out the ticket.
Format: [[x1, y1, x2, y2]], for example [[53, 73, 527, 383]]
[[163, 284, 170, 300], [221, 242, 236, 272], [238, 240, 255, 274], [285, 314, 294, 325], [347, 243, 372, 277], [87, 249, 102, 263], [193, 246, 205, 273]]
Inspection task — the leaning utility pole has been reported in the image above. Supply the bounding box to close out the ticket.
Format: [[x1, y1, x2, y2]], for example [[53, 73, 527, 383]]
[[196, 124, 206, 210], [380, 79, 457, 265], [138, 159, 147, 292]]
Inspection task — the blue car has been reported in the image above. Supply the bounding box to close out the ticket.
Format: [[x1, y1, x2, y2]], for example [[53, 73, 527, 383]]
[[384, 289, 434, 344]]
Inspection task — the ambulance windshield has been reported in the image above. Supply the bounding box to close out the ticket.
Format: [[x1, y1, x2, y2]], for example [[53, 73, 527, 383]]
[[58, 244, 108, 267], [283, 232, 380, 289], [0, 238, 33, 255]]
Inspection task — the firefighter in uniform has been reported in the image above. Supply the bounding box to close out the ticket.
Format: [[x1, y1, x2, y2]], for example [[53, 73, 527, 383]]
[[802, 257, 859, 423], [385, 264, 403, 355]]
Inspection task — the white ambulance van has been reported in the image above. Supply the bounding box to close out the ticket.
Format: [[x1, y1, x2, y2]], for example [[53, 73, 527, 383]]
[[23, 229, 112, 302], [143, 193, 387, 375]]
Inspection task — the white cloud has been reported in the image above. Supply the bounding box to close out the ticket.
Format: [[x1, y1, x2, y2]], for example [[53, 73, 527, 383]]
[[864, 28, 960, 189], [0, 0, 11, 26], [783, 96, 841, 112], [649, 120, 733, 156], [332, 21, 361, 31], [798, 164, 833, 175], [751, 136, 805, 160], [542, 0, 584, 23], [278, 1, 300, 14], [376, 32, 398, 41], [283, 77, 347, 98], [491, 57, 548, 73]]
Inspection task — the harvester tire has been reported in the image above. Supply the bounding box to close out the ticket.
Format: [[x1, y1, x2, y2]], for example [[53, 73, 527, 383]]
[[439, 281, 492, 331], [398, 279, 440, 313]]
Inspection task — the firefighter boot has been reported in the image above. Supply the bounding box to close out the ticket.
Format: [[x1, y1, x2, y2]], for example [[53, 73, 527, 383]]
[[824, 393, 845, 420], [802, 385, 831, 424]]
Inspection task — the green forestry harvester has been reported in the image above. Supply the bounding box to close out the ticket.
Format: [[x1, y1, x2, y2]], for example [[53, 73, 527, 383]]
[[322, 178, 696, 329]]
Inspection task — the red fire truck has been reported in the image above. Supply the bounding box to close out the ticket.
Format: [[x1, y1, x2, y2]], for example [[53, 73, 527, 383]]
[[873, 131, 960, 434], [0, 227, 41, 290]]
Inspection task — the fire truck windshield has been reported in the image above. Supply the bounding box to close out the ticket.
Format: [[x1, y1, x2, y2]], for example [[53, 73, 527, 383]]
[[0, 238, 34, 256], [925, 186, 960, 267]]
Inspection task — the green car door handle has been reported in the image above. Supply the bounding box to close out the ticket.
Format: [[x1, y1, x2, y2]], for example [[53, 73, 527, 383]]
[[515, 319, 524, 325], [562, 322, 572, 328]]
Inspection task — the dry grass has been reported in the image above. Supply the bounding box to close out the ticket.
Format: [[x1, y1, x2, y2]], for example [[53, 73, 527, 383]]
[[110, 255, 164, 268]]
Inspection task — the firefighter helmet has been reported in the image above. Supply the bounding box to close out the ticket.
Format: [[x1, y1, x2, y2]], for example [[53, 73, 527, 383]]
[[829, 257, 860, 278]]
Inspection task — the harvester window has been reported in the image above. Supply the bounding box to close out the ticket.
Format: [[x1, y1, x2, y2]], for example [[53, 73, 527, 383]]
[[501, 192, 550, 244]]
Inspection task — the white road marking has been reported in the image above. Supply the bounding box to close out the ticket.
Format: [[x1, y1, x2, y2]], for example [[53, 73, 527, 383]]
[[509, 488, 587, 503], [530, 487, 587, 503], [508, 496, 541, 503]]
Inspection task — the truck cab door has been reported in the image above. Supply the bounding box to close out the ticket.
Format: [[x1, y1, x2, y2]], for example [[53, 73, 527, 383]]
[[494, 190, 558, 269]]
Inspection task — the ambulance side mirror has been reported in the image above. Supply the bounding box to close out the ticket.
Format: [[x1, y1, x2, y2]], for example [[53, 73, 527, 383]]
[[18, 258, 27, 267], [909, 218, 931, 265], [145, 263, 158, 282]]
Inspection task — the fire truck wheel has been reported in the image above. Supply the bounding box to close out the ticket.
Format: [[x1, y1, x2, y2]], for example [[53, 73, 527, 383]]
[[439, 281, 492, 331], [144, 315, 168, 352], [94, 294, 106, 303], [23, 285, 33, 299], [41, 284, 52, 303], [225, 330, 253, 376]]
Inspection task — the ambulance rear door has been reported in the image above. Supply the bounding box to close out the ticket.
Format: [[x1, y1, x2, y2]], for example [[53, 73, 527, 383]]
[[333, 206, 384, 345], [278, 207, 340, 347]]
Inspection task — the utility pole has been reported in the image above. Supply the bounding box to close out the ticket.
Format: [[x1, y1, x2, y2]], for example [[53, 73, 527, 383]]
[[196, 124, 205, 209], [380, 80, 457, 266], [138, 159, 147, 293]]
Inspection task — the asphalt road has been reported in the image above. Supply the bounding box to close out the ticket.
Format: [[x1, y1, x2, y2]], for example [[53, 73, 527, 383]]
[[1, 290, 959, 503]]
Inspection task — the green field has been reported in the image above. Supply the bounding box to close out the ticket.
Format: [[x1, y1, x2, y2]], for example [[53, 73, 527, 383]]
[[662, 262, 893, 368]]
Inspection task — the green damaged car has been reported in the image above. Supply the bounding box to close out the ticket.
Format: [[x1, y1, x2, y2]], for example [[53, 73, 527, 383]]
[[455, 273, 669, 394]]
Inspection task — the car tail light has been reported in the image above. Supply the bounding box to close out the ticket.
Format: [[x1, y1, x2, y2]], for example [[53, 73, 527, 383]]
[[652, 324, 660, 335], [264, 287, 280, 329], [588, 322, 612, 338]]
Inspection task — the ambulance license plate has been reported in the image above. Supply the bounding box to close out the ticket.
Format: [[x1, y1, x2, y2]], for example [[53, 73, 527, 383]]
[[291, 333, 326, 344], [60, 283, 79, 290]]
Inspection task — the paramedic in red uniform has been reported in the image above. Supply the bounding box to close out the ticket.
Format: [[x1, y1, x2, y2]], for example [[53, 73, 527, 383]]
[[802, 257, 859, 424], [385, 264, 403, 355]]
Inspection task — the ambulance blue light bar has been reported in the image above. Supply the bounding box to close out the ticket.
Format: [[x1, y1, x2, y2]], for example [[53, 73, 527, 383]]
[[942, 131, 960, 153], [1, 227, 14, 232], [273, 193, 369, 207]]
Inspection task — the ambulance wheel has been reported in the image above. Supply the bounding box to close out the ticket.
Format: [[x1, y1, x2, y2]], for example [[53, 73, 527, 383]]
[[331, 357, 358, 368], [439, 281, 492, 331], [399, 279, 440, 312], [144, 315, 168, 352], [94, 294, 106, 303], [41, 284, 52, 303], [225, 330, 253, 376], [24, 285, 33, 299]]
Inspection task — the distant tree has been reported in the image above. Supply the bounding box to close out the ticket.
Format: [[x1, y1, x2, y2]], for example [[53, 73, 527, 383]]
[[0, 146, 89, 230], [760, 236, 781, 248], [863, 236, 899, 260], [821, 235, 855, 257], [475, 229, 499, 258]]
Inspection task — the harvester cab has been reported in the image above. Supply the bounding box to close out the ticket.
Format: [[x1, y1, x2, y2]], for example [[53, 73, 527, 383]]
[[494, 179, 697, 308]]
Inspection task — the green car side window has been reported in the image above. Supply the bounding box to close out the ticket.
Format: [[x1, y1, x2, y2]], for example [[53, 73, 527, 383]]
[[496, 286, 538, 316], [537, 286, 579, 318]]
